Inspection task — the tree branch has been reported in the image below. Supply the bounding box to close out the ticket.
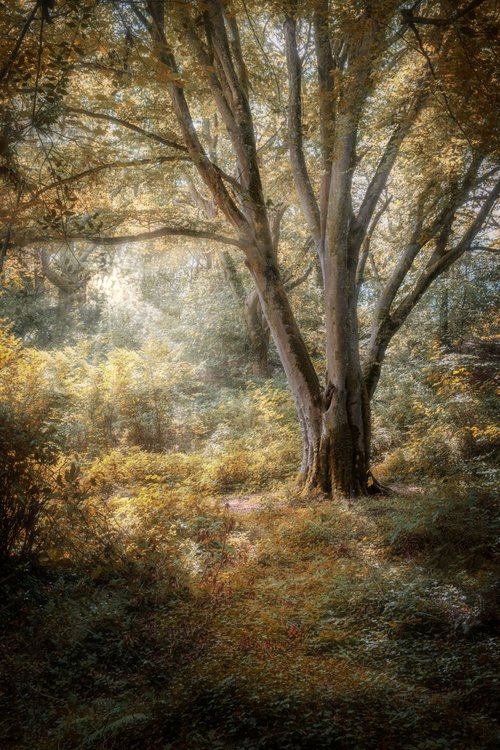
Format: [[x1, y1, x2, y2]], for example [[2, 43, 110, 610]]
[[356, 195, 392, 295], [203, 0, 270, 229], [66, 106, 186, 151], [284, 16, 321, 251], [41, 248, 81, 293], [285, 261, 314, 292], [20, 226, 252, 250], [66, 106, 242, 192], [183, 21, 250, 195], [1, 156, 190, 218], [138, 6, 249, 235], [355, 84, 427, 240], [373, 172, 500, 361], [402, 0, 487, 27]]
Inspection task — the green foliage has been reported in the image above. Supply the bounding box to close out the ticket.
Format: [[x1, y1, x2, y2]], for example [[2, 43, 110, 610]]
[[0, 403, 56, 560], [378, 489, 499, 573], [373, 341, 499, 483], [0, 327, 59, 560], [0, 283, 498, 750], [1, 0, 499, 744], [1, 323, 499, 750], [179, 270, 255, 382]]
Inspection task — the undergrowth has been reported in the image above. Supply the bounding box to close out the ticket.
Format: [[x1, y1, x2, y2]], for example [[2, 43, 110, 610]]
[[1, 332, 499, 748], [1, 483, 498, 749]]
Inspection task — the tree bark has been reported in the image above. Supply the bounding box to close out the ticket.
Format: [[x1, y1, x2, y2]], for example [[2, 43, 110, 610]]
[[219, 251, 271, 377], [244, 243, 323, 480], [244, 287, 271, 378], [246, 238, 373, 498], [438, 285, 450, 346]]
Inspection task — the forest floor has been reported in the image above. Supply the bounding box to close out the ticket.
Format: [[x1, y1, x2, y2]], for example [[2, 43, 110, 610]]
[[1, 481, 499, 750]]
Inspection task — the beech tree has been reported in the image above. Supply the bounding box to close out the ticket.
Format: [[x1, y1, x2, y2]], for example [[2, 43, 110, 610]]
[[2, 0, 499, 497]]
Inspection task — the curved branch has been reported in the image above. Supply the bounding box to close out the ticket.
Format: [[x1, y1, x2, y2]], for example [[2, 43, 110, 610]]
[[285, 262, 314, 292], [0, 156, 190, 218], [65, 107, 242, 192], [41, 249, 79, 293], [132, 6, 249, 234], [363, 173, 500, 396], [20, 226, 252, 251], [355, 195, 392, 295], [355, 84, 427, 239], [67, 107, 186, 151]]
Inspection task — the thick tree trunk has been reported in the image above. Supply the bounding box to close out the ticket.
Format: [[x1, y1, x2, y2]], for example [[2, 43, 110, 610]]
[[320, 111, 373, 496], [247, 241, 373, 498], [297, 379, 371, 498]]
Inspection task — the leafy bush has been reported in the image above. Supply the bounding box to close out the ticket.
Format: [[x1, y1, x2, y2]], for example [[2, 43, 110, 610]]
[[0, 327, 59, 560], [0, 407, 57, 560], [375, 345, 499, 482]]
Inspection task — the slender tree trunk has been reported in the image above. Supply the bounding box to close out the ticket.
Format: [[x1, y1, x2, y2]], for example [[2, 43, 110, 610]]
[[58, 288, 76, 319], [438, 285, 450, 346], [0, 229, 10, 275], [220, 251, 271, 377], [244, 288, 270, 377], [245, 243, 325, 480]]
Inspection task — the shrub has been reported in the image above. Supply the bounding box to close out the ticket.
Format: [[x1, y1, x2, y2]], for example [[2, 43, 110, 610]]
[[0, 326, 59, 560], [375, 346, 499, 482], [0, 407, 57, 560]]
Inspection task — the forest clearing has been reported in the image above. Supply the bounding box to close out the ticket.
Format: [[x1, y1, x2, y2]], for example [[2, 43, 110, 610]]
[[1, 0, 499, 748]]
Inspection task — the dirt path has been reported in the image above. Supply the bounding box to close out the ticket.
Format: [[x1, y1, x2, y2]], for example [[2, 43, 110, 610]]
[[221, 494, 264, 513], [221, 483, 424, 516]]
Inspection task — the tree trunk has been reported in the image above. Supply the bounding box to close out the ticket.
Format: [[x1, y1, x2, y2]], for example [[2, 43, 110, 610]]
[[58, 287, 77, 319], [316, 284, 372, 498], [245, 245, 323, 476], [296, 378, 372, 498], [247, 242, 372, 498], [438, 285, 450, 346], [244, 288, 270, 377], [0, 228, 10, 275], [56, 281, 88, 321], [220, 251, 271, 377]]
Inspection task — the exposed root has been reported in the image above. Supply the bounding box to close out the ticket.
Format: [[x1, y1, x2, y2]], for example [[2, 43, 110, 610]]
[[367, 470, 392, 496]]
